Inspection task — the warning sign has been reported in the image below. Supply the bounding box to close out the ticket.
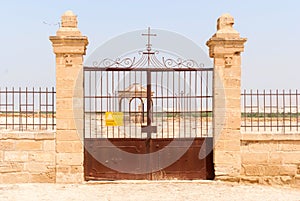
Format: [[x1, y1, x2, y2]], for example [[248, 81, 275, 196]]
[[105, 112, 124, 126]]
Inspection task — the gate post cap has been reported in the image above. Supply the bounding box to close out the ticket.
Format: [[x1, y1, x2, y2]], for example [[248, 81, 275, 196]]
[[55, 10, 81, 37], [215, 13, 240, 38]]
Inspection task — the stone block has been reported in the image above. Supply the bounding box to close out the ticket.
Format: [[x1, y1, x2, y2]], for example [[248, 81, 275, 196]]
[[30, 171, 55, 183], [214, 151, 241, 165], [240, 176, 259, 184], [242, 152, 268, 165], [56, 153, 83, 166], [56, 172, 83, 184], [15, 141, 43, 151], [25, 162, 50, 172], [268, 153, 283, 164], [56, 118, 77, 130], [0, 141, 15, 150], [0, 162, 23, 173], [279, 141, 300, 151], [4, 151, 28, 162], [221, 140, 241, 151], [282, 152, 300, 164], [249, 142, 276, 152], [43, 140, 56, 151], [56, 130, 82, 141], [1, 173, 30, 183], [279, 165, 297, 176], [293, 176, 300, 188], [0, 151, 3, 161], [214, 165, 241, 177], [56, 98, 74, 110], [29, 152, 55, 162], [70, 165, 83, 174], [56, 141, 83, 153], [264, 165, 280, 176], [57, 165, 71, 174], [34, 133, 55, 140], [243, 165, 264, 176]]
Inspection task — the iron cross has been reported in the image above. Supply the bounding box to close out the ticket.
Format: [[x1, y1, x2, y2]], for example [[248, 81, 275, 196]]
[[142, 27, 157, 52]]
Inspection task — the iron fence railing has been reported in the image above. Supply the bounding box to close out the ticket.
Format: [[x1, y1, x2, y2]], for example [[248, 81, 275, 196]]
[[0, 87, 56, 131], [1, 87, 299, 133], [241, 89, 300, 132]]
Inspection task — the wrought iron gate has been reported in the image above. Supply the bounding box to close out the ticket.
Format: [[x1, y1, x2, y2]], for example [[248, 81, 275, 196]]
[[84, 29, 214, 180]]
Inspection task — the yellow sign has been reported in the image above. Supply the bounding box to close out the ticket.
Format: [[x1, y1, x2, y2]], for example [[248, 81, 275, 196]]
[[105, 112, 124, 126]]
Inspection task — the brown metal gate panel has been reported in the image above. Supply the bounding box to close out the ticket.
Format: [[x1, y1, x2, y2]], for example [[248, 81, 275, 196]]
[[84, 138, 214, 180]]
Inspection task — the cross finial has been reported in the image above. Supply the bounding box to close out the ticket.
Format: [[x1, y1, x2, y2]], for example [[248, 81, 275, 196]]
[[142, 27, 157, 52]]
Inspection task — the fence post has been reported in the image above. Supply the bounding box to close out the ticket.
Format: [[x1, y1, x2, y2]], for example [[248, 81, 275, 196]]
[[207, 14, 247, 180], [50, 11, 88, 183]]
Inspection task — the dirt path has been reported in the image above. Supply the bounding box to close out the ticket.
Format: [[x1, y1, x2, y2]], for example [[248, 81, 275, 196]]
[[0, 181, 299, 201]]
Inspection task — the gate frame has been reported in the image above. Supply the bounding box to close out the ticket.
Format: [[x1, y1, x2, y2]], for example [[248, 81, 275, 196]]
[[51, 11, 246, 183], [83, 61, 214, 180]]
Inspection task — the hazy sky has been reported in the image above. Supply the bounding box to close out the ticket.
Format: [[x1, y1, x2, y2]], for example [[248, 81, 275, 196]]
[[0, 1, 299, 90]]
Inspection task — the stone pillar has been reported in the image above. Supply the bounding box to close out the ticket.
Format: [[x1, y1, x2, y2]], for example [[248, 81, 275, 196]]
[[50, 11, 88, 183], [206, 14, 247, 180]]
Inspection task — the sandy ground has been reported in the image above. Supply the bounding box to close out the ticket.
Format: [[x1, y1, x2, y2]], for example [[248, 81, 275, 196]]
[[0, 181, 299, 201]]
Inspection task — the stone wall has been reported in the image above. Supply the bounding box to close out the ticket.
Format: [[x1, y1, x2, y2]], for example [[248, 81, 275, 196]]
[[241, 133, 300, 187], [0, 132, 56, 183]]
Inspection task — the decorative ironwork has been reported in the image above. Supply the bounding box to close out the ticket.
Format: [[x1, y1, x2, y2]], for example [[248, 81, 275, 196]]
[[91, 27, 205, 69]]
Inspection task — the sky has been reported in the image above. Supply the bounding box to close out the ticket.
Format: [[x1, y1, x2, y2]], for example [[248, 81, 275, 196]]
[[0, 0, 299, 90]]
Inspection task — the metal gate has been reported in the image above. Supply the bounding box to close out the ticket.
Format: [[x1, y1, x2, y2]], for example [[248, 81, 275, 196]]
[[84, 30, 214, 180]]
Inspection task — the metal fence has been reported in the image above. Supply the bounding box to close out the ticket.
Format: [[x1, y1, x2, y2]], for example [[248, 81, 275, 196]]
[[241, 90, 300, 132], [0, 87, 56, 131]]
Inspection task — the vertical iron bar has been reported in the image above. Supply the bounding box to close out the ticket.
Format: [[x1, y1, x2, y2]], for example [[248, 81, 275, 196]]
[[90, 71, 92, 138], [12, 87, 15, 130], [161, 71, 164, 138], [290, 89, 292, 131], [283, 89, 285, 132], [270, 89, 272, 132], [297, 89, 299, 132], [256, 89, 260, 131], [26, 87, 28, 130], [33, 87, 35, 130], [94, 70, 97, 138], [195, 72, 197, 137], [178, 72, 181, 138], [39, 87, 41, 130], [206, 71, 209, 136], [101, 71, 103, 138], [183, 71, 186, 138], [52, 87, 55, 130], [173, 71, 175, 138], [250, 89, 253, 132], [46, 87, 48, 130], [107, 72, 109, 138], [243, 89, 246, 132], [5, 87, 8, 130], [147, 70, 152, 139], [276, 89, 279, 132], [189, 71, 192, 138], [19, 87, 22, 131], [263, 90, 266, 132]]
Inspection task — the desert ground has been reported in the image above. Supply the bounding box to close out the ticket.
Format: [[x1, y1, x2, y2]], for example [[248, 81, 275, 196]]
[[0, 181, 299, 201]]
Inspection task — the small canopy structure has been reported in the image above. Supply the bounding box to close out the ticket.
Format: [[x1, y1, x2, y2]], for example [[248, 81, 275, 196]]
[[118, 83, 154, 124]]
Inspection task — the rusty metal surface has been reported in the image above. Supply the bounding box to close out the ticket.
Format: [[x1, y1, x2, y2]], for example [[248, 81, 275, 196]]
[[84, 138, 214, 181]]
